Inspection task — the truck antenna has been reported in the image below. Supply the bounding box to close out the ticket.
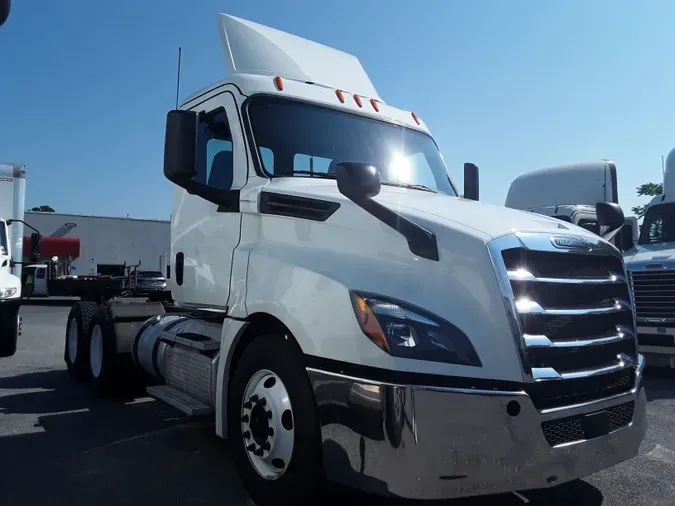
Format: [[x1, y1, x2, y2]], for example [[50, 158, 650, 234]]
[[175, 46, 182, 109]]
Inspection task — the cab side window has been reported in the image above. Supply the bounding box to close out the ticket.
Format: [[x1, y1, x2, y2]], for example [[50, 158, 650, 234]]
[[194, 109, 234, 191], [35, 268, 45, 279]]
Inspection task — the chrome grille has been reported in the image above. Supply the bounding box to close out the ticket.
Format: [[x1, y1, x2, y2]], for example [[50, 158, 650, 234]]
[[489, 232, 638, 410], [629, 269, 675, 321]]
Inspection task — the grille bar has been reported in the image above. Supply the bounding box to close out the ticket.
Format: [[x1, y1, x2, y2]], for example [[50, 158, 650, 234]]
[[508, 269, 625, 284], [523, 326, 633, 348], [516, 298, 631, 316]]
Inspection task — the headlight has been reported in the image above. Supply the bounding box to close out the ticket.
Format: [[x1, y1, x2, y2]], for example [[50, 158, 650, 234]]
[[349, 291, 481, 366], [0, 287, 17, 298]]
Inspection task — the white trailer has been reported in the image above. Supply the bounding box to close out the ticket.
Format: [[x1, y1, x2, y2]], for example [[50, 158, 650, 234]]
[[62, 14, 646, 505], [0, 162, 25, 357]]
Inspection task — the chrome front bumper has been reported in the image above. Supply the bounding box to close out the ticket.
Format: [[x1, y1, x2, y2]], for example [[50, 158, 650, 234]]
[[307, 356, 647, 500], [636, 325, 675, 363]]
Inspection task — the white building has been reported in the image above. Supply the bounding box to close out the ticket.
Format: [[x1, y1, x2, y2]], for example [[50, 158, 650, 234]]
[[22, 211, 170, 277]]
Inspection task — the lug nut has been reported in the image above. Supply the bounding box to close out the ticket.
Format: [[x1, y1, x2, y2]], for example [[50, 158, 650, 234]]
[[250, 394, 259, 403], [246, 444, 256, 452], [262, 442, 271, 451], [241, 415, 249, 423], [268, 428, 274, 436], [266, 410, 273, 419], [242, 430, 250, 439], [258, 397, 267, 407], [243, 401, 252, 409], [254, 448, 264, 456]]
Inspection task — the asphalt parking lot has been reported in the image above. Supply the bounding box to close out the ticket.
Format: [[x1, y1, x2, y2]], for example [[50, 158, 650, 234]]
[[1, 303, 675, 506]]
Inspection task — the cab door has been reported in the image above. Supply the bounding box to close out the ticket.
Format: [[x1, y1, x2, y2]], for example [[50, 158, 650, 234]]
[[33, 266, 48, 295], [170, 90, 248, 309]]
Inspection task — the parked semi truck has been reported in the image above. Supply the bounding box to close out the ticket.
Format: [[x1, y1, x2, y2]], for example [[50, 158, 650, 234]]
[[505, 160, 639, 251], [623, 147, 675, 369], [62, 14, 646, 505], [0, 163, 25, 357]]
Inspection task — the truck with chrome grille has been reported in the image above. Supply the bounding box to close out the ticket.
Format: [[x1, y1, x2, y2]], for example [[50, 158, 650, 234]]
[[625, 146, 675, 369], [60, 13, 647, 506]]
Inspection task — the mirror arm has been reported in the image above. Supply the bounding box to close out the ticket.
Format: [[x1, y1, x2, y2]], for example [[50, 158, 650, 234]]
[[602, 227, 623, 243]]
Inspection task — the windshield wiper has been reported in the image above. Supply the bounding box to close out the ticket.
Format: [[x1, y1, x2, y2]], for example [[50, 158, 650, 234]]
[[381, 182, 441, 194]]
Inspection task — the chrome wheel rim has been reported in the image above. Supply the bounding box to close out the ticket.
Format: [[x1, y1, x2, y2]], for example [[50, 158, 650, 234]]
[[240, 369, 294, 480]]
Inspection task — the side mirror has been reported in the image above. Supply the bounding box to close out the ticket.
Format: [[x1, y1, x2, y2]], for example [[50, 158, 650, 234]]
[[336, 162, 381, 201], [596, 201, 625, 242], [463, 163, 479, 201], [617, 223, 636, 251], [9, 259, 15, 268], [164, 110, 198, 185], [0, 0, 11, 27]]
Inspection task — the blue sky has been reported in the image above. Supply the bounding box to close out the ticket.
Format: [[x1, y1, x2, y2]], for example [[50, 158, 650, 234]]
[[1, 0, 674, 219]]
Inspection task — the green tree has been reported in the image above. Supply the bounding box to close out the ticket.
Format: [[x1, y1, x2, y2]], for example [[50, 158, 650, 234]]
[[632, 183, 663, 217], [30, 205, 55, 212]]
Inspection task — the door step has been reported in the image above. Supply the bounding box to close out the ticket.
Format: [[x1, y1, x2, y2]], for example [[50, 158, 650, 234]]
[[146, 385, 213, 417]]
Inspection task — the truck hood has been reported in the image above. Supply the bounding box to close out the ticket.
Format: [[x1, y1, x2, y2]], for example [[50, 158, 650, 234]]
[[265, 180, 597, 241], [0, 266, 21, 300], [624, 241, 675, 270]]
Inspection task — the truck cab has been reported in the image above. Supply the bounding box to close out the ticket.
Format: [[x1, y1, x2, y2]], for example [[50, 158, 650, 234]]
[[624, 147, 675, 368], [0, 218, 22, 356], [61, 14, 647, 506]]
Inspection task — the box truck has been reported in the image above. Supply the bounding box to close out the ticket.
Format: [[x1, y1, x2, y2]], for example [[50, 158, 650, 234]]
[[0, 162, 25, 356]]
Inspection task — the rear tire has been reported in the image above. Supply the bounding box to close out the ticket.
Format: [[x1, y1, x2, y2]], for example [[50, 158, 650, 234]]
[[87, 304, 135, 397], [228, 333, 323, 506], [0, 304, 20, 358], [64, 301, 99, 381]]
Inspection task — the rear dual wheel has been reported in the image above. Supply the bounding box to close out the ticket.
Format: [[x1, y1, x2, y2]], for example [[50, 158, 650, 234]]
[[65, 302, 138, 395], [64, 301, 99, 381]]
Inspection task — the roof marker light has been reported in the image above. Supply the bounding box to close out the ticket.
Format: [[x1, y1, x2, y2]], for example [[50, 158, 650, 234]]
[[274, 76, 284, 91], [370, 99, 379, 112], [354, 94, 363, 107], [411, 112, 421, 125], [336, 89, 345, 103]]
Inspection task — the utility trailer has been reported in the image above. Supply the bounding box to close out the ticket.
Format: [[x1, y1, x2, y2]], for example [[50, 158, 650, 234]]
[[22, 261, 135, 302], [62, 13, 647, 506]]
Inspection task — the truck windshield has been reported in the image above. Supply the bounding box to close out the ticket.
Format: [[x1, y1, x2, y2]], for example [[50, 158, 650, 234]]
[[639, 202, 675, 245], [0, 223, 7, 256], [247, 96, 458, 196]]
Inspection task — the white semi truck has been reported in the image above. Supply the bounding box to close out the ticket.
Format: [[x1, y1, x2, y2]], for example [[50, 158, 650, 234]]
[[0, 162, 25, 357], [505, 160, 639, 251], [623, 147, 675, 369], [62, 14, 647, 505]]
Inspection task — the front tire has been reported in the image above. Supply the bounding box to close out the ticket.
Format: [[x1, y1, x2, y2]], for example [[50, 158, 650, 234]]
[[228, 334, 323, 506], [64, 301, 99, 381]]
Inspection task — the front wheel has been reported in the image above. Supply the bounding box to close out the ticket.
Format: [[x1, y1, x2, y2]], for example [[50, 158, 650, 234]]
[[228, 334, 323, 506]]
